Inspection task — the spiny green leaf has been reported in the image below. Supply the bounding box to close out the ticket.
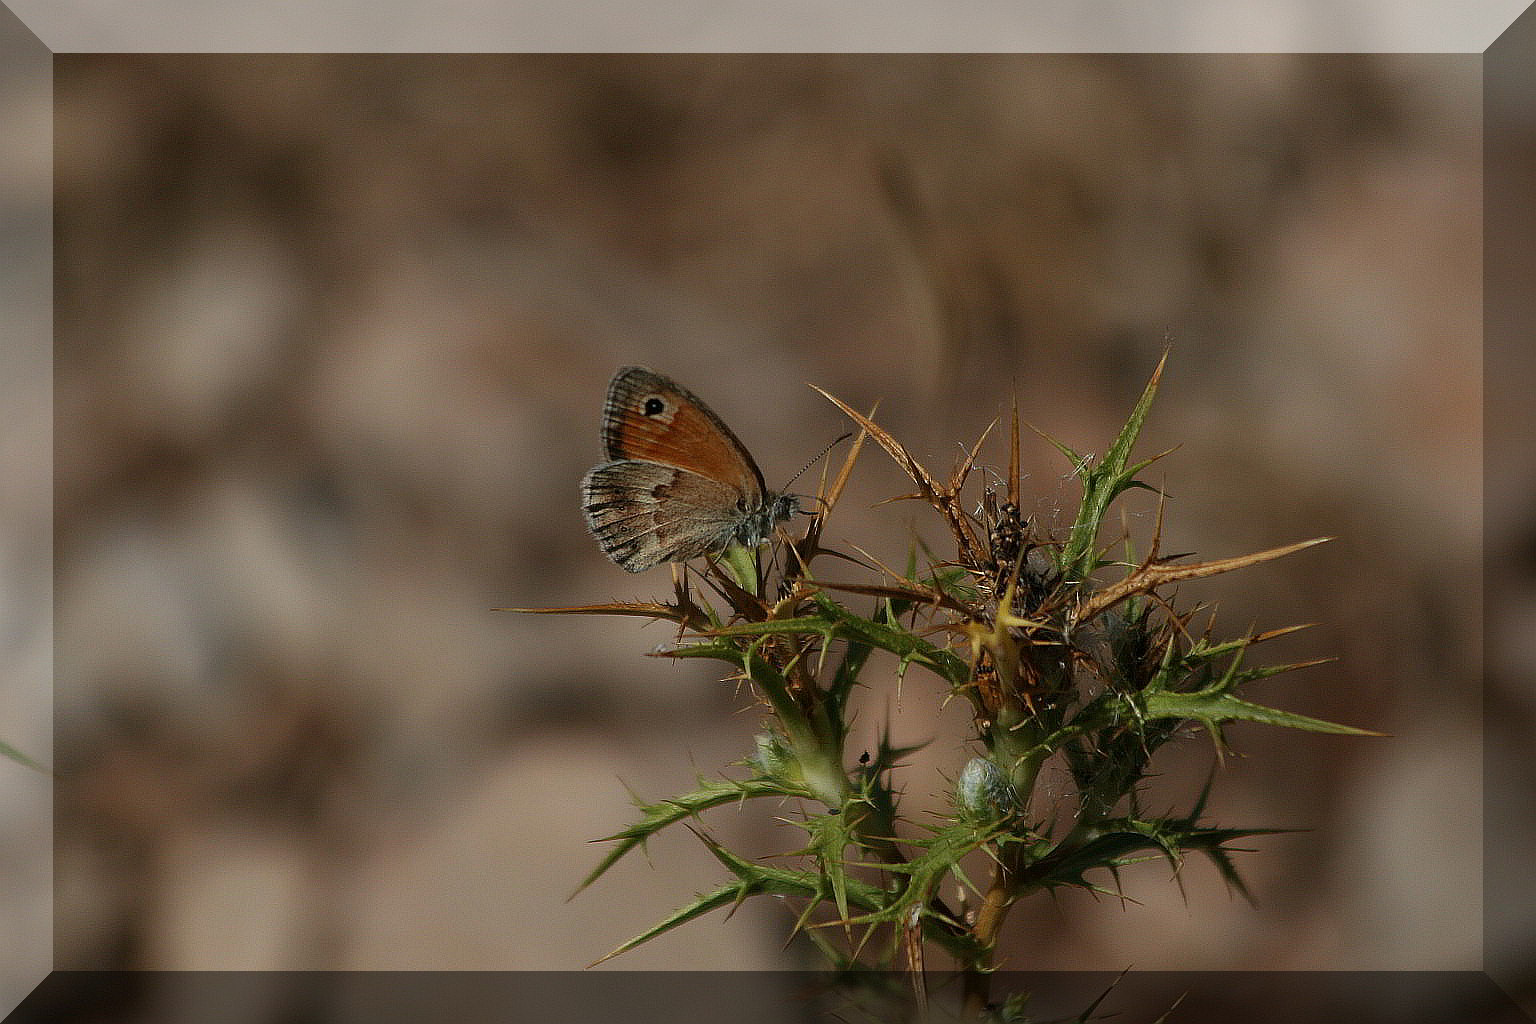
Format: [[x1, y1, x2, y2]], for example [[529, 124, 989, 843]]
[[589, 881, 747, 966], [837, 821, 999, 942], [1022, 816, 1289, 898], [594, 826, 982, 965], [1098, 352, 1167, 490], [812, 592, 970, 687], [1064, 721, 1179, 822], [1030, 422, 1084, 469], [798, 923, 860, 971], [1143, 690, 1380, 736], [799, 812, 861, 924], [698, 828, 824, 896], [704, 616, 837, 639], [1193, 838, 1257, 904], [1058, 354, 1166, 581], [574, 776, 801, 897], [684, 596, 969, 690], [664, 638, 751, 665]]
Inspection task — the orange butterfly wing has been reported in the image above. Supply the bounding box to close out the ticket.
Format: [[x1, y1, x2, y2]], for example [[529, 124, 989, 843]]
[[601, 367, 766, 501]]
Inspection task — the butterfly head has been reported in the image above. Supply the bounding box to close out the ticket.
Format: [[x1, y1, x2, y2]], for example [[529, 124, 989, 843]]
[[732, 491, 809, 548]]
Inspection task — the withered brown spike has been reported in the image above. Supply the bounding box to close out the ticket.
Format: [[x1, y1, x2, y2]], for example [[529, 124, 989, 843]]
[[698, 571, 737, 614], [1146, 481, 1170, 565], [807, 546, 879, 574], [703, 559, 770, 622], [1075, 537, 1332, 625], [799, 511, 821, 554], [1139, 445, 1182, 476], [1253, 623, 1317, 643], [848, 541, 912, 585], [1144, 592, 1195, 646], [796, 529, 818, 570], [813, 384, 988, 568], [1008, 389, 1021, 508], [948, 418, 997, 493], [499, 601, 708, 631], [872, 492, 929, 508], [944, 505, 976, 554], [812, 385, 942, 493], [819, 579, 973, 617], [821, 407, 876, 514]]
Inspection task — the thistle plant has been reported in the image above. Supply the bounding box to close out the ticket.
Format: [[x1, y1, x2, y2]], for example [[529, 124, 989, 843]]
[[517, 356, 1373, 1021]]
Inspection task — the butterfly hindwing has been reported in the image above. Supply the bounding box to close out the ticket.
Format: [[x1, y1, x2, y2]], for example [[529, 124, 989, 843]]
[[581, 460, 747, 572]]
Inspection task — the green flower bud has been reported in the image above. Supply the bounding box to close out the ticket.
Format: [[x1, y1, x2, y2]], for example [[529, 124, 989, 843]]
[[956, 757, 1017, 821], [751, 732, 796, 782]]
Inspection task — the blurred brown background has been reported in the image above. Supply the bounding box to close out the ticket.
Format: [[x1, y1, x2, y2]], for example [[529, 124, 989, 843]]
[[49, 53, 1498, 1015]]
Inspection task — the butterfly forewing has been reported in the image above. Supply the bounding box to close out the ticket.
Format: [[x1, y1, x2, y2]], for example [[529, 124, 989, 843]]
[[602, 367, 766, 502]]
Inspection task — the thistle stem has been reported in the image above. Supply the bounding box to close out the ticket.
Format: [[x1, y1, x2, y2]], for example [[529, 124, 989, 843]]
[[962, 837, 1025, 1018]]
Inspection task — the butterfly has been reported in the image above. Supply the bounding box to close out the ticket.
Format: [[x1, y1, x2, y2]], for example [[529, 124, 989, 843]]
[[581, 366, 807, 573]]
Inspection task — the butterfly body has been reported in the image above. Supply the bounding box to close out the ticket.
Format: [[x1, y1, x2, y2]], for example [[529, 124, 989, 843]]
[[582, 367, 804, 572]]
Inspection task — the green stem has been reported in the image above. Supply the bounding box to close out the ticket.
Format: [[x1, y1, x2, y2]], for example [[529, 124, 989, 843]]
[[989, 706, 1047, 815], [962, 700, 1059, 1017], [795, 743, 851, 808]]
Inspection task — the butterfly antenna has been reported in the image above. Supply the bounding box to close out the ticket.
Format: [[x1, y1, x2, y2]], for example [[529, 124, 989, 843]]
[[783, 432, 854, 490]]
